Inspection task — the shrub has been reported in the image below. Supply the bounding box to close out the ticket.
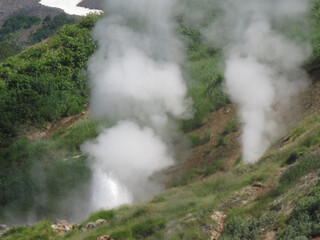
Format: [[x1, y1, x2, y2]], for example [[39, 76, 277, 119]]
[[279, 156, 320, 186], [189, 131, 211, 148], [217, 135, 227, 147], [0, 17, 96, 142], [223, 118, 240, 135], [222, 215, 274, 240], [272, 155, 320, 196], [131, 219, 166, 238], [0, 15, 40, 41], [28, 14, 75, 44], [280, 186, 320, 239], [111, 229, 131, 240], [189, 133, 201, 147]]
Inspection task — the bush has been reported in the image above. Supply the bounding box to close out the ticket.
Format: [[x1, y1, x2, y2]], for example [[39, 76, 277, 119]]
[[29, 14, 75, 44], [280, 186, 320, 239], [111, 229, 131, 240], [217, 135, 227, 147], [0, 41, 22, 62], [131, 219, 166, 238], [280, 156, 320, 186], [0, 16, 97, 142], [272, 155, 320, 196], [0, 14, 40, 41], [189, 133, 201, 147], [189, 131, 211, 147], [222, 215, 274, 240], [223, 118, 240, 135]]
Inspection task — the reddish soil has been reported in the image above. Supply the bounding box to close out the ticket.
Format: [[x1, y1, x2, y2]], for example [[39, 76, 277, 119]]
[[169, 104, 241, 183]]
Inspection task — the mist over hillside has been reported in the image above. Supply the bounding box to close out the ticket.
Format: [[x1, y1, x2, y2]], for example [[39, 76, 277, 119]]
[[1, 0, 320, 239]]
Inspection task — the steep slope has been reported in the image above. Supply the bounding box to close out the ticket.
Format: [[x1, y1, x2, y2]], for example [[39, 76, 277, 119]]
[[2, 68, 320, 239], [0, 0, 63, 26], [2, 1, 320, 239]]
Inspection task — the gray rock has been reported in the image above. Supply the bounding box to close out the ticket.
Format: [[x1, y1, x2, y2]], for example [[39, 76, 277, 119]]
[[86, 222, 97, 229], [95, 219, 107, 226], [0, 225, 8, 230]]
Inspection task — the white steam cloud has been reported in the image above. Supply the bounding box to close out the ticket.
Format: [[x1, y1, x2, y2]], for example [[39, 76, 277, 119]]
[[199, 0, 312, 163], [82, 0, 191, 211]]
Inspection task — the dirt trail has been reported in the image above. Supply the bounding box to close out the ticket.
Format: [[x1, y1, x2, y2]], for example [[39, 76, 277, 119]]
[[20, 109, 89, 141]]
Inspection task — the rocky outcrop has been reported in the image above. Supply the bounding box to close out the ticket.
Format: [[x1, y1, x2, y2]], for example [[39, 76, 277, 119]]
[[208, 211, 227, 240], [51, 219, 78, 233], [96, 235, 113, 240], [0, 224, 9, 238], [80, 219, 107, 232]]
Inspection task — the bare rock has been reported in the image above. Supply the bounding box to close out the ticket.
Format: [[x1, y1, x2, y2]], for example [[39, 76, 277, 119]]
[[95, 219, 107, 226], [0, 224, 9, 238], [97, 235, 113, 240], [208, 211, 227, 240], [51, 219, 78, 233], [0, 224, 8, 230], [86, 222, 97, 229]]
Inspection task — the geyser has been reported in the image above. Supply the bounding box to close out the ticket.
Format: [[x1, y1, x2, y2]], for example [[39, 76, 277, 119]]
[[82, 0, 192, 211], [201, 0, 312, 163]]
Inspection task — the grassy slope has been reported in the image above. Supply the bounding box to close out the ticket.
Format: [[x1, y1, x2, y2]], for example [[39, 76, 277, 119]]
[[3, 2, 320, 240], [4, 106, 320, 240], [0, 14, 102, 221]]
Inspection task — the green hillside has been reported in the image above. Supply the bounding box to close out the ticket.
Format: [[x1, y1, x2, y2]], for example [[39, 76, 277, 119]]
[[1, 1, 320, 240]]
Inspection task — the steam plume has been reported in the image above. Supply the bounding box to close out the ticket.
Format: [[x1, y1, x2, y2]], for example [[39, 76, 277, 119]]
[[197, 0, 312, 163], [82, 0, 191, 210]]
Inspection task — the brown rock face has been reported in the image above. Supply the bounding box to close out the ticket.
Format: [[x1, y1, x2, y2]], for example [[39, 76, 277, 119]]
[[209, 211, 227, 240]]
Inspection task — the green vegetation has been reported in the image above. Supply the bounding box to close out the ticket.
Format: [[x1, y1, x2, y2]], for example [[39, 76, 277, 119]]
[[29, 14, 76, 44], [0, 119, 99, 221], [188, 130, 211, 147], [223, 118, 240, 135], [0, 14, 78, 62], [0, 14, 40, 41], [0, 14, 41, 60], [216, 135, 227, 147], [280, 185, 320, 239], [131, 219, 166, 238], [0, 41, 22, 62], [3, 2, 320, 240], [2, 114, 320, 239], [222, 215, 274, 240], [179, 21, 228, 132], [311, 0, 320, 58], [2, 220, 57, 240], [0, 15, 102, 218], [274, 155, 320, 196], [0, 14, 99, 143], [86, 210, 115, 223], [172, 159, 225, 187]]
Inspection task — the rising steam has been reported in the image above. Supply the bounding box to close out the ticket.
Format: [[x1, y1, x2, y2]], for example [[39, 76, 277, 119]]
[[82, 0, 192, 210], [198, 0, 312, 163]]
